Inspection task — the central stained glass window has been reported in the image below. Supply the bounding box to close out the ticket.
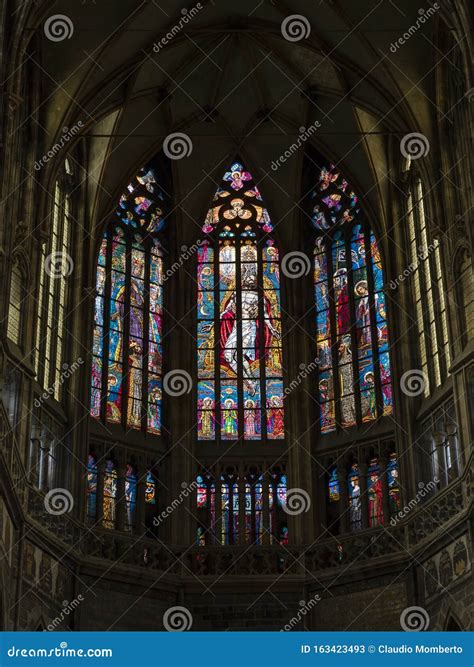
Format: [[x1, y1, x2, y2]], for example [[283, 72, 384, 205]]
[[197, 161, 284, 441]]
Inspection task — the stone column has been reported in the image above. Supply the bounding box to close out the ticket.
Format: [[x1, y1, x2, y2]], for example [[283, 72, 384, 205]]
[[39, 429, 52, 491]]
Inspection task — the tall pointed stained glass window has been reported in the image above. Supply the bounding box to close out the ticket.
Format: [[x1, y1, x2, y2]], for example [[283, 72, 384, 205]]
[[197, 160, 284, 441], [90, 163, 168, 434], [307, 154, 393, 434]]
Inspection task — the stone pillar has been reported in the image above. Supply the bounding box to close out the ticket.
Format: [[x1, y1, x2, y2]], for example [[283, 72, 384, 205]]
[[337, 466, 349, 534], [359, 462, 369, 531]]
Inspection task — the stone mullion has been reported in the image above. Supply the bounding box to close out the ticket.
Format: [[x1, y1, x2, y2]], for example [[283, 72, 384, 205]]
[[135, 466, 147, 535], [214, 465, 222, 545], [115, 461, 127, 532], [238, 464, 246, 545], [380, 455, 391, 526]]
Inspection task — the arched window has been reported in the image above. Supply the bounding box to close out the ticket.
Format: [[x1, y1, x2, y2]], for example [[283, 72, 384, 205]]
[[308, 157, 392, 434], [347, 463, 361, 531], [125, 464, 137, 531], [103, 460, 117, 529], [387, 452, 401, 517], [405, 170, 451, 395], [86, 454, 98, 522], [7, 259, 25, 345], [367, 457, 383, 527], [35, 159, 73, 399], [197, 160, 284, 441], [90, 164, 168, 434]]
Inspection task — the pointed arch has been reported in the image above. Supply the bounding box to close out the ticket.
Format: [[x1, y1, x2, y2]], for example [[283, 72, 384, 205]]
[[197, 160, 284, 442], [305, 150, 393, 434], [90, 160, 169, 434]]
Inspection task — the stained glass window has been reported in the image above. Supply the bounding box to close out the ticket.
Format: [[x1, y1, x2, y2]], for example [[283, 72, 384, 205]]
[[387, 452, 401, 516], [328, 467, 340, 503], [367, 458, 383, 526], [196, 470, 287, 545], [86, 454, 98, 521], [103, 460, 117, 529], [197, 161, 284, 441], [308, 155, 393, 434], [7, 261, 23, 345], [125, 464, 137, 531], [347, 463, 361, 531], [145, 471, 157, 505], [90, 163, 167, 434]]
